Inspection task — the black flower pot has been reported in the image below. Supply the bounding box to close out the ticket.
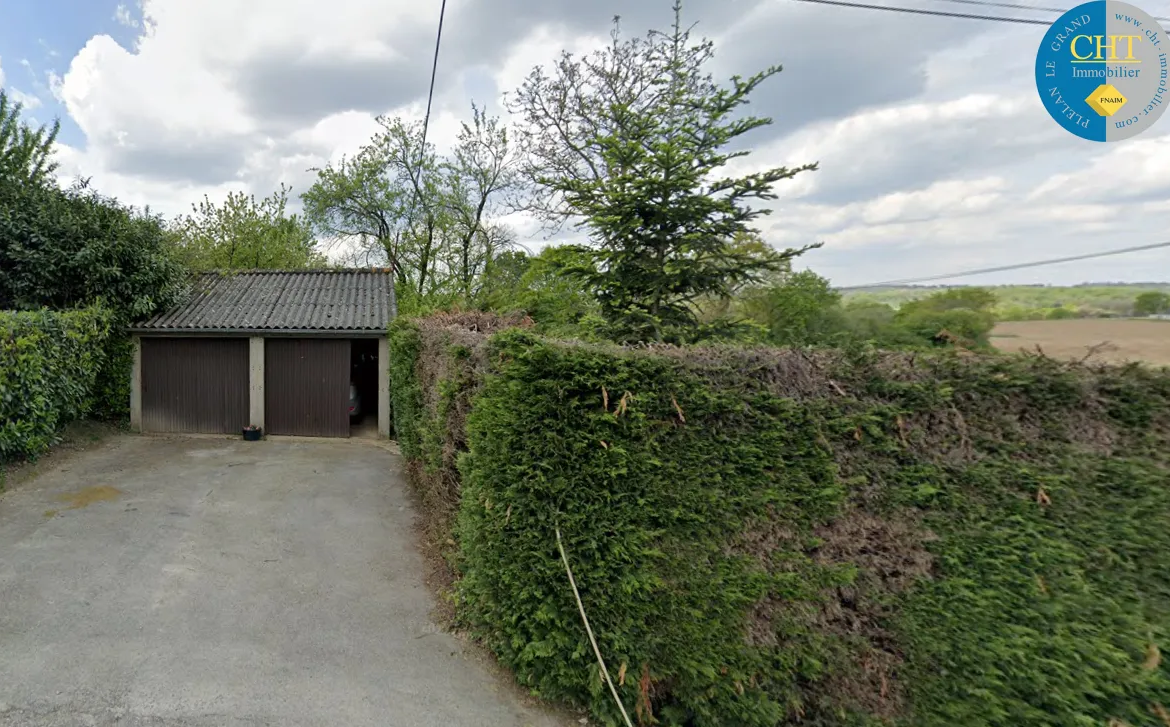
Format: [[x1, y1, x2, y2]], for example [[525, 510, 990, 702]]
[[242, 427, 263, 441]]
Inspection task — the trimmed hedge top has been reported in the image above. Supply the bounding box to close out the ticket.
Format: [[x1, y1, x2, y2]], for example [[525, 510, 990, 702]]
[[390, 316, 1170, 727]]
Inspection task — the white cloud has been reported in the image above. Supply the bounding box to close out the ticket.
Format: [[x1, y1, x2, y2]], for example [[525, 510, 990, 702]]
[[1030, 134, 1170, 203], [491, 24, 608, 108], [114, 3, 140, 28], [9, 89, 43, 111], [39, 0, 1170, 284], [54, 0, 463, 215], [1, 58, 45, 112], [46, 70, 64, 103]]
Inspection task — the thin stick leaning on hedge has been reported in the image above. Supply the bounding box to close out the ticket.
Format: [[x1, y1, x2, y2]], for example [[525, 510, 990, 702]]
[[556, 526, 634, 727]]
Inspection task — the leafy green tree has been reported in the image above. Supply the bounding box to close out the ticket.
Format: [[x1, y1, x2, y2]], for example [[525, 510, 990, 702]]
[[302, 135, 409, 316], [847, 285, 1170, 318], [889, 287, 998, 348], [1045, 306, 1079, 320], [484, 245, 601, 335], [444, 106, 520, 301], [0, 89, 59, 185], [740, 270, 844, 346], [0, 178, 184, 417], [303, 109, 518, 313], [1134, 291, 1170, 316], [838, 301, 922, 347], [0, 179, 182, 320], [479, 248, 532, 310], [301, 116, 438, 315], [0, 107, 181, 419], [995, 304, 1046, 322], [695, 231, 794, 323], [507, 2, 818, 342], [897, 307, 996, 348], [169, 185, 325, 271], [899, 287, 997, 315]]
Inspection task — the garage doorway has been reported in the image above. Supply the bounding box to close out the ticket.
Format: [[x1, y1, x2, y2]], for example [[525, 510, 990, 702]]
[[141, 338, 249, 434], [349, 339, 379, 439], [265, 339, 351, 437]]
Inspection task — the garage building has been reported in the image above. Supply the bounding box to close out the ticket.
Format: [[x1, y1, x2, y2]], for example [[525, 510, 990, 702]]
[[128, 270, 392, 438]]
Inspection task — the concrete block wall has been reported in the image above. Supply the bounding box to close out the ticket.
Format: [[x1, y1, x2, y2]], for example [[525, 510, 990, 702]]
[[249, 337, 265, 429], [378, 336, 391, 438], [129, 336, 142, 432]]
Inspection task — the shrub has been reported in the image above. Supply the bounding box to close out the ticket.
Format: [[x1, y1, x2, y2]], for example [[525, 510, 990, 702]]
[[1045, 306, 1080, 320], [389, 312, 533, 567], [896, 307, 996, 348], [0, 180, 184, 420], [1134, 292, 1170, 317], [740, 270, 846, 347], [839, 301, 924, 348], [0, 306, 112, 464], [392, 318, 1170, 727]]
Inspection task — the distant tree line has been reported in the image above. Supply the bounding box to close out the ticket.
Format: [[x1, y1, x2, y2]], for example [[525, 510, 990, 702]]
[[849, 285, 1170, 321]]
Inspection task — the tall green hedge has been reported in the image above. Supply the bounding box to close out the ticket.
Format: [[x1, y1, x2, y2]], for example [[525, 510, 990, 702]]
[[391, 318, 1170, 727], [390, 312, 532, 553], [0, 306, 112, 464]]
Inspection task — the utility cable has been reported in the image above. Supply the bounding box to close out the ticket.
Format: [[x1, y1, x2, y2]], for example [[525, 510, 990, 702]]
[[794, 0, 1170, 25], [841, 240, 1170, 289], [792, 0, 1052, 25], [420, 0, 449, 156], [556, 527, 634, 727], [931, 0, 1074, 14], [925, 0, 1170, 21]]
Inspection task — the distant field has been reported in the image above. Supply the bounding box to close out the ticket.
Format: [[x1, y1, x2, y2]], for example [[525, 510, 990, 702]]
[[991, 319, 1170, 365]]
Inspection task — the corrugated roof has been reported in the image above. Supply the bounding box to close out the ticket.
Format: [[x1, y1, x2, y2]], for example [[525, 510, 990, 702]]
[[133, 270, 392, 333]]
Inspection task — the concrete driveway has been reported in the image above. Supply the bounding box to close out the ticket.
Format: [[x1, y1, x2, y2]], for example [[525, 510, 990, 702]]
[[0, 435, 564, 727]]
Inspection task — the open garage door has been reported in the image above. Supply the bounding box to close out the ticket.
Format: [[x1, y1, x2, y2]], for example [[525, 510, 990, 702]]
[[265, 339, 351, 437], [141, 338, 249, 434]]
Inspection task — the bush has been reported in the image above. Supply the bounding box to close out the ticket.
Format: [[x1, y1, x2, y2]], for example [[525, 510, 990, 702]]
[[0, 180, 184, 419], [484, 245, 602, 338], [839, 301, 924, 348], [389, 312, 534, 564], [0, 306, 112, 464], [1134, 292, 1170, 317], [1045, 306, 1080, 320], [896, 307, 996, 348], [740, 270, 846, 347], [392, 318, 1170, 727]]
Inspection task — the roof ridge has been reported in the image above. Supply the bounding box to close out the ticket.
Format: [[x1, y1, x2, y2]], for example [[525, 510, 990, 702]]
[[199, 268, 393, 275]]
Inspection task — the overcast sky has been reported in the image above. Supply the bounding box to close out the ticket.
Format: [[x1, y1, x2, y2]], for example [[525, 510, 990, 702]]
[[1, 0, 1168, 286]]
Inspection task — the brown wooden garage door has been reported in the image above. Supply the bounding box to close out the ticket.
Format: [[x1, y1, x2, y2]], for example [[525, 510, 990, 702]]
[[141, 338, 249, 434], [265, 339, 351, 437]]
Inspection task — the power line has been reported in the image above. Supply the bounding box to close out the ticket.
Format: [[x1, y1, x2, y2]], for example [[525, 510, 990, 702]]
[[792, 0, 1051, 24], [926, 0, 1170, 21], [793, 0, 1170, 24], [931, 0, 1070, 13], [420, 0, 449, 156], [840, 240, 1170, 289]]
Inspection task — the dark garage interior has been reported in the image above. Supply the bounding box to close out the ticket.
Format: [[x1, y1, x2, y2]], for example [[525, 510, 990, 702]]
[[350, 338, 379, 436]]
